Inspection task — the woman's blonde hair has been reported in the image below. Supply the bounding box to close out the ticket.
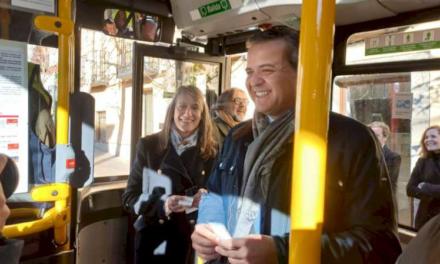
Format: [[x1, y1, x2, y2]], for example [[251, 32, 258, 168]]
[[368, 121, 390, 139], [420, 125, 440, 158], [159, 85, 218, 159]]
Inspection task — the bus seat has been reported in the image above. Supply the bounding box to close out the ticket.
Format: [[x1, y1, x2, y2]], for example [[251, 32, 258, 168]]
[[397, 213, 440, 264]]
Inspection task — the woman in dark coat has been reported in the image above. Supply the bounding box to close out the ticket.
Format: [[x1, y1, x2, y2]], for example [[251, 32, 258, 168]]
[[122, 86, 218, 264], [407, 125, 440, 230]]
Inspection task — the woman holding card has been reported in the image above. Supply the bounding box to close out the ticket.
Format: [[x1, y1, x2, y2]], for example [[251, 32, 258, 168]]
[[122, 85, 218, 264]]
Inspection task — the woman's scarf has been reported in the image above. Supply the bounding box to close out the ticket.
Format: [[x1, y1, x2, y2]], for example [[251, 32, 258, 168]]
[[170, 126, 198, 155]]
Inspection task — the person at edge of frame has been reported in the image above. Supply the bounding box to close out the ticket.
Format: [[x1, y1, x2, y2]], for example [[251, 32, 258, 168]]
[[0, 154, 23, 264]]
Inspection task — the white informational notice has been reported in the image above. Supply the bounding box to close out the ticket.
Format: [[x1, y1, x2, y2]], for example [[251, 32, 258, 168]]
[[392, 92, 413, 119], [12, 0, 55, 13], [0, 39, 28, 193]]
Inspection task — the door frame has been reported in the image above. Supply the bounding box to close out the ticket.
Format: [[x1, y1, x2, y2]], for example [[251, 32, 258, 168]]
[[131, 43, 227, 163]]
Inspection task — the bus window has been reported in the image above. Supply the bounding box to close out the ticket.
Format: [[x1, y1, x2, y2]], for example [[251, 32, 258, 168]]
[[0, 41, 58, 194], [346, 20, 440, 65], [102, 9, 161, 42], [228, 53, 254, 120], [80, 28, 133, 177], [141, 58, 220, 137], [332, 70, 440, 228]]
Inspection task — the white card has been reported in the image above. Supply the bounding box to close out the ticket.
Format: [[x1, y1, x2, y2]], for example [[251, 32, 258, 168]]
[[208, 223, 232, 240], [178, 196, 194, 207]]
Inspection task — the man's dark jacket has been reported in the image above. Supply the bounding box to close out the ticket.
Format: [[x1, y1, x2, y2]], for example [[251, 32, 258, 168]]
[[205, 112, 402, 263], [383, 145, 401, 192]]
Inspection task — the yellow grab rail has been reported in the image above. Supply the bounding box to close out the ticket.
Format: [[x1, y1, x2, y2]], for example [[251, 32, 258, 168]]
[[4, 0, 75, 250], [34, 0, 74, 145], [290, 0, 336, 263], [3, 183, 71, 247]]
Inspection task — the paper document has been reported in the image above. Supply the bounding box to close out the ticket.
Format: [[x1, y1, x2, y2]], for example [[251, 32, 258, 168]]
[[208, 223, 232, 240], [139, 168, 198, 215], [178, 196, 194, 207], [134, 168, 172, 215], [142, 168, 172, 195]]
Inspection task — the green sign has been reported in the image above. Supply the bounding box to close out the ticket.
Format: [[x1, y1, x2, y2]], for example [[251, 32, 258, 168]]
[[163, 91, 175, 98], [366, 40, 440, 56], [198, 0, 231, 18]]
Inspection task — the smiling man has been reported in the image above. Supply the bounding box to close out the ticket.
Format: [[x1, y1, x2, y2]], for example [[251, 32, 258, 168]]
[[212, 88, 249, 147], [192, 26, 401, 264]]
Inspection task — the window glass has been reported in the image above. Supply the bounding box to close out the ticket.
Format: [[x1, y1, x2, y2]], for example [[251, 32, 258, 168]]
[[0, 41, 57, 195], [346, 20, 440, 65], [141, 57, 220, 137], [80, 28, 133, 177], [332, 71, 440, 228], [229, 53, 254, 120], [28, 45, 58, 102]]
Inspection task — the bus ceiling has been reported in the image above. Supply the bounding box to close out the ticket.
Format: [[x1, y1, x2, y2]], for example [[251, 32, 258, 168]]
[[76, 0, 440, 55], [79, 0, 440, 39], [169, 0, 440, 55], [170, 0, 440, 39]]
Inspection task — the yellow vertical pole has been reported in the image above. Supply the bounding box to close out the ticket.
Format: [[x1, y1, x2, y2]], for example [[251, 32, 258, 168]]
[[57, 0, 74, 145], [289, 0, 335, 263], [54, 0, 74, 250], [28, 0, 74, 252]]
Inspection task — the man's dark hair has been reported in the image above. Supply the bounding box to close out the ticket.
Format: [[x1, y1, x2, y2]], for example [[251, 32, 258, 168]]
[[247, 26, 299, 69]]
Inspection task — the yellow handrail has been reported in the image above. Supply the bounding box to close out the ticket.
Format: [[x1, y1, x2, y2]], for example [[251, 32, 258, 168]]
[[34, 0, 74, 145], [3, 183, 70, 246], [3, 0, 75, 251], [290, 0, 335, 263]]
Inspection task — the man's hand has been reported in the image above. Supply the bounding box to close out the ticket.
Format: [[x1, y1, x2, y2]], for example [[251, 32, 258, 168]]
[[191, 224, 221, 261], [215, 235, 278, 264], [192, 188, 208, 208]]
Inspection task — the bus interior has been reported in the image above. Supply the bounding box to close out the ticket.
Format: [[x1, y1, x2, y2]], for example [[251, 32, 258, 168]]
[[1, 0, 440, 262]]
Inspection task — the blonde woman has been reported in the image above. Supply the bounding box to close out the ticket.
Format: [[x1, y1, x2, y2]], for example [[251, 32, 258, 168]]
[[407, 125, 440, 230], [122, 86, 218, 263]]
